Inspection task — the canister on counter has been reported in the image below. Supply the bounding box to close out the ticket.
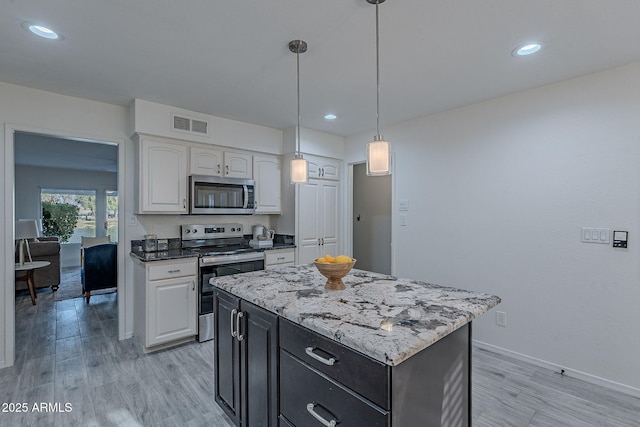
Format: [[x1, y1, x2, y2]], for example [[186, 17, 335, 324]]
[[143, 234, 158, 252], [157, 239, 169, 251]]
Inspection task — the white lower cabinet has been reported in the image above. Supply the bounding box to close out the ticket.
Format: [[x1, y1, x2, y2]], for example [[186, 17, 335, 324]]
[[133, 257, 198, 352]]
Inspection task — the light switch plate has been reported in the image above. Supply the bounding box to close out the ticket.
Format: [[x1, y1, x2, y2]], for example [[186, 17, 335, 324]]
[[581, 227, 610, 244], [399, 200, 409, 211], [399, 214, 407, 226]]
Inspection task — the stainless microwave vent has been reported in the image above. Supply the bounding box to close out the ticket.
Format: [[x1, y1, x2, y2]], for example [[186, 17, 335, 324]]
[[171, 113, 210, 136]]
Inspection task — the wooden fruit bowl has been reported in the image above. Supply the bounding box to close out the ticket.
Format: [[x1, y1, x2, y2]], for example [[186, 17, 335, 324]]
[[313, 259, 356, 290]]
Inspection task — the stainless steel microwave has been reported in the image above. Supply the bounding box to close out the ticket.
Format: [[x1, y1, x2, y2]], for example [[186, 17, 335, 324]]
[[189, 175, 256, 215]]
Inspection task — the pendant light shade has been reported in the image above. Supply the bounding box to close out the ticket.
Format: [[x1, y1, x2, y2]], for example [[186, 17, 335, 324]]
[[366, 0, 391, 176], [366, 136, 391, 176], [289, 39, 309, 184], [291, 156, 308, 183]]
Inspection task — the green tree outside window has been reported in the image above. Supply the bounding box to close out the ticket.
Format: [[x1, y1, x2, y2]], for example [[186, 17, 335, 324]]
[[42, 202, 79, 243]]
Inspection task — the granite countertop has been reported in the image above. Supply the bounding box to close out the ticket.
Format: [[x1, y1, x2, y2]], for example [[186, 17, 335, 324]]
[[130, 242, 296, 262], [130, 249, 198, 262], [212, 264, 501, 366], [262, 242, 296, 251]]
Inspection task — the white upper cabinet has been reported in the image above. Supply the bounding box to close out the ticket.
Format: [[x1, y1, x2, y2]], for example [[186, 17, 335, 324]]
[[189, 145, 252, 179], [253, 155, 282, 214], [305, 154, 340, 180], [224, 151, 252, 179], [136, 135, 188, 214], [297, 179, 339, 263], [190, 146, 223, 176]]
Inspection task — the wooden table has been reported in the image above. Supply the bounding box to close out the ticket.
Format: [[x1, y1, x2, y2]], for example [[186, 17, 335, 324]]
[[15, 261, 51, 305]]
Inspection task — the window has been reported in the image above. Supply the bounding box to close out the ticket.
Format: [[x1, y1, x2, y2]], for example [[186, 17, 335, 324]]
[[106, 190, 119, 243]]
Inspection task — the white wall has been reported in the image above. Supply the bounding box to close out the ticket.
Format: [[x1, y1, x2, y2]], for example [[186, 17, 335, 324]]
[[1, 81, 131, 369], [345, 62, 640, 392], [131, 99, 283, 154]]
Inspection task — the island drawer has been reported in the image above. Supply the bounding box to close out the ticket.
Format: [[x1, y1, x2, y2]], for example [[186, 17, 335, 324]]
[[280, 350, 389, 427], [279, 318, 390, 409]]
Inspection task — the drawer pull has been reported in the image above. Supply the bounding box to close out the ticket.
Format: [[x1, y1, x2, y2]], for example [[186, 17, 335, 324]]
[[277, 257, 285, 261], [167, 269, 181, 273], [305, 347, 336, 366], [230, 309, 237, 338], [236, 311, 245, 341], [306, 403, 337, 427]]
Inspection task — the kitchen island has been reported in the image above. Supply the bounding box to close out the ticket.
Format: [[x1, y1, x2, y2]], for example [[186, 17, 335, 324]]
[[212, 264, 500, 427]]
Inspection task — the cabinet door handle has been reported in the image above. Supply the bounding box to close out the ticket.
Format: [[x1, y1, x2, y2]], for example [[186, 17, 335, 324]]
[[192, 280, 195, 291], [236, 311, 244, 342], [217, 164, 221, 174], [321, 167, 325, 177], [306, 403, 337, 427], [226, 164, 229, 175], [230, 309, 237, 338], [167, 269, 181, 273], [317, 238, 321, 246], [321, 238, 324, 246], [183, 198, 186, 209], [305, 347, 336, 366]]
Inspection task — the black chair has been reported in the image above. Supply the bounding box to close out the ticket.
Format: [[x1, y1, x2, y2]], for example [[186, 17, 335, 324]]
[[81, 243, 117, 303]]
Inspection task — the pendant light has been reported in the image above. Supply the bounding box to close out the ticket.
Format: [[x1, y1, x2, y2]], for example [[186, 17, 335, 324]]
[[289, 39, 309, 184], [366, 0, 391, 176]]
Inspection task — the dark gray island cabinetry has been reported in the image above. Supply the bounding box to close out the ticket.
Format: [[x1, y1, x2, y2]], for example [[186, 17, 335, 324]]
[[214, 289, 278, 426], [212, 265, 500, 427]]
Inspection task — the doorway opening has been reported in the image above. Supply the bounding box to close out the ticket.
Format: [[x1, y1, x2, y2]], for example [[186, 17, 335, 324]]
[[12, 131, 120, 365], [351, 162, 392, 274]]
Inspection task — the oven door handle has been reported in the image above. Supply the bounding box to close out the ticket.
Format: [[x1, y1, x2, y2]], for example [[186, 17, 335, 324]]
[[200, 251, 265, 266]]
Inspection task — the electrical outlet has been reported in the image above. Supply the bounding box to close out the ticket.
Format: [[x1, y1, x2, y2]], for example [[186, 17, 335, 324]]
[[496, 311, 507, 327], [128, 214, 138, 226]]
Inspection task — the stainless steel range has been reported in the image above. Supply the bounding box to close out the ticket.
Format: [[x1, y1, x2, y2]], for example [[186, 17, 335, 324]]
[[181, 223, 265, 342]]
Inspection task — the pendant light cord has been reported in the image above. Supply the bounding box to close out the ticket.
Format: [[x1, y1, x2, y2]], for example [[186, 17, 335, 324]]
[[296, 48, 301, 159], [375, 2, 381, 138]]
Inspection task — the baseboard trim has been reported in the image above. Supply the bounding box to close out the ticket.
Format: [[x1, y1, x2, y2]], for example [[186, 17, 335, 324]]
[[473, 340, 640, 399]]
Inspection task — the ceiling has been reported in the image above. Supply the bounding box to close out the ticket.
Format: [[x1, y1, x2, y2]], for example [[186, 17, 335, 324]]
[[14, 132, 118, 173], [2, 1, 640, 137]]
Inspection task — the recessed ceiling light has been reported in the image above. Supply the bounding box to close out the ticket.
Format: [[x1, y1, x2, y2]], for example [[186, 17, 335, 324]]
[[324, 114, 337, 120], [513, 42, 542, 56], [23, 22, 60, 40]]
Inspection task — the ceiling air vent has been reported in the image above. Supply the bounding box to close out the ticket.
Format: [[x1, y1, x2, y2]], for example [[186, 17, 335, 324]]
[[171, 113, 210, 136], [191, 119, 208, 135], [173, 115, 191, 131]]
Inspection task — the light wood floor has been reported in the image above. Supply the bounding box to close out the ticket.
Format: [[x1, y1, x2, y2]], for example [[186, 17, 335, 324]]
[[2, 291, 638, 426]]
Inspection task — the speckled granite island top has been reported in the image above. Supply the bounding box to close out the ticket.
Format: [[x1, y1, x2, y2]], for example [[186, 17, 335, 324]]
[[212, 264, 500, 366]]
